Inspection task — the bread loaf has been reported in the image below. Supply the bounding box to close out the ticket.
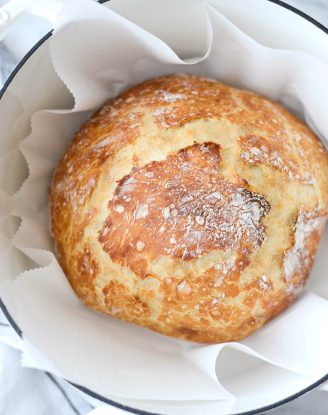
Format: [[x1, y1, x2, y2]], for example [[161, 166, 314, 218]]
[[50, 74, 328, 343]]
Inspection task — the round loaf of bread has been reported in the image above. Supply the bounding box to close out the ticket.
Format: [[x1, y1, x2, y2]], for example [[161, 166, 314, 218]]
[[50, 74, 328, 343]]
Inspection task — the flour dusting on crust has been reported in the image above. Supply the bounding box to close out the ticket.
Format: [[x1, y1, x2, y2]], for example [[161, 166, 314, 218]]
[[284, 210, 326, 281], [100, 142, 270, 277], [240, 135, 315, 184]]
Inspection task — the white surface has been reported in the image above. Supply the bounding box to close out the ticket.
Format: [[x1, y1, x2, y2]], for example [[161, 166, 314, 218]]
[[0, 0, 328, 415]]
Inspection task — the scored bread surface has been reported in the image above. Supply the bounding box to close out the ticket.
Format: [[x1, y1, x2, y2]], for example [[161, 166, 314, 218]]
[[50, 74, 328, 343]]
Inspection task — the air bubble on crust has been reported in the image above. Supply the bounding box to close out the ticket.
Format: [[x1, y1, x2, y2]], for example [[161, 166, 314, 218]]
[[135, 204, 149, 220], [114, 204, 124, 213], [177, 280, 191, 295], [136, 241, 145, 251], [162, 207, 170, 220]]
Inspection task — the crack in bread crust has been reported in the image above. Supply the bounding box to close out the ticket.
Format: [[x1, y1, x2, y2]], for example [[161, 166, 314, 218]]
[[100, 142, 270, 278]]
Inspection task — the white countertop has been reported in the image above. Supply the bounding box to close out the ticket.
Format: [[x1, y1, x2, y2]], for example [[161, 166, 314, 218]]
[[0, 1, 328, 415]]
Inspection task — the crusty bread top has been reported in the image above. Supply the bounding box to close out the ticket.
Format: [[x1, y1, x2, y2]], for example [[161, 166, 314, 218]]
[[50, 74, 328, 343]]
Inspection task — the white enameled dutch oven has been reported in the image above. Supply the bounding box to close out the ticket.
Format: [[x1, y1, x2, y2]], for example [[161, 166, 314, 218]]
[[0, 1, 328, 414]]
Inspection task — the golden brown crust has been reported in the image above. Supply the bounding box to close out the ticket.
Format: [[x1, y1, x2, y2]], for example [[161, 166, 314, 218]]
[[99, 142, 270, 277], [283, 209, 327, 295], [50, 74, 328, 343]]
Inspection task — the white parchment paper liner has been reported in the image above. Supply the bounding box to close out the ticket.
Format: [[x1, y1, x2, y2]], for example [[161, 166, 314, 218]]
[[1, 0, 328, 403]]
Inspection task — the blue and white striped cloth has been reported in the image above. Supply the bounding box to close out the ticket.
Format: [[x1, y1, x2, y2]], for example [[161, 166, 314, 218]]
[[0, 309, 131, 415], [0, 310, 94, 415]]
